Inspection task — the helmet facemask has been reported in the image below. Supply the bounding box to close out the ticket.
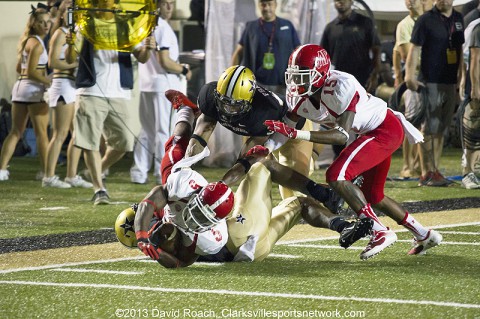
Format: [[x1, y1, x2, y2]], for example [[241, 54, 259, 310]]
[[182, 194, 220, 233], [285, 65, 325, 98], [214, 89, 253, 118], [181, 183, 233, 233]]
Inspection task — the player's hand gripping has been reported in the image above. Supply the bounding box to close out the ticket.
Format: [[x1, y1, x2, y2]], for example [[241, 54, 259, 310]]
[[264, 120, 297, 139], [136, 231, 161, 260], [245, 145, 270, 158]]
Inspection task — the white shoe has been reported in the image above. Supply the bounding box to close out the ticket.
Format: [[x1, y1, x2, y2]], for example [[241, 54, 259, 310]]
[[233, 234, 259, 262], [0, 169, 9, 181], [65, 175, 93, 188], [462, 172, 480, 189], [408, 229, 443, 255], [360, 229, 397, 260], [42, 175, 72, 188], [130, 172, 148, 184]]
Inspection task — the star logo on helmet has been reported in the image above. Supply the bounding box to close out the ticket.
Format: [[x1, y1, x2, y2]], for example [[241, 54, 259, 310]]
[[248, 79, 255, 92], [236, 214, 246, 224], [120, 217, 134, 237]]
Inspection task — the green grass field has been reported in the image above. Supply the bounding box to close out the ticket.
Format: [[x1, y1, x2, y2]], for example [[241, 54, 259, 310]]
[[0, 147, 479, 319]]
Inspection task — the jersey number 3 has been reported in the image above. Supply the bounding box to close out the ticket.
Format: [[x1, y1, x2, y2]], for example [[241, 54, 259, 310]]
[[211, 229, 222, 242]]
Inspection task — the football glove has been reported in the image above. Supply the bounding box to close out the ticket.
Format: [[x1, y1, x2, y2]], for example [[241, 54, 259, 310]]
[[264, 120, 297, 139], [245, 145, 270, 158], [136, 231, 162, 260]]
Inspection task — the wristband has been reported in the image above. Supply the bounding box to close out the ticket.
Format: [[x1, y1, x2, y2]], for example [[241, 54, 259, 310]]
[[334, 126, 349, 144], [191, 134, 207, 147], [295, 130, 311, 141], [136, 230, 149, 240], [235, 158, 252, 173], [181, 65, 188, 76]]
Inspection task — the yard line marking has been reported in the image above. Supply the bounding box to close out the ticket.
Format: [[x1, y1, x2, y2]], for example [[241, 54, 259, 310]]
[[1, 280, 479, 309], [396, 240, 480, 246], [268, 254, 300, 259], [278, 221, 480, 245], [278, 236, 338, 245], [0, 256, 145, 274], [287, 244, 363, 250], [438, 231, 480, 235], [39, 207, 69, 211], [50, 268, 144, 275], [193, 262, 224, 266]]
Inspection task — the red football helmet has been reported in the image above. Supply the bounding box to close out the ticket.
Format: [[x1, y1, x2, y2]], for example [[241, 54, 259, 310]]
[[181, 181, 234, 232], [285, 44, 331, 98]]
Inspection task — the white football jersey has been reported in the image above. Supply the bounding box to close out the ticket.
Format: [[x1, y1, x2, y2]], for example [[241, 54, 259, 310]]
[[162, 148, 228, 255], [288, 70, 387, 135]]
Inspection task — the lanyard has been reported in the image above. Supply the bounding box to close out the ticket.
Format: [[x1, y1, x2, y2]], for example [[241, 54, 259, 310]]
[[259, 18, 276, 51], [440, 13, 455, 47]]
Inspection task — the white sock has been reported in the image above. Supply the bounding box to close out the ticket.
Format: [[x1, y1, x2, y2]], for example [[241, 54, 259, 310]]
[[400, 212, 429, 240]]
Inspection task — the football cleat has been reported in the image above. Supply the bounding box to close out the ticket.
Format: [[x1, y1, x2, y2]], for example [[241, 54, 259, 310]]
[[339, 218, 374, 249], [165, 90, 198, 111], [408, 229, 443, 255], [360, 229, 397, 260]]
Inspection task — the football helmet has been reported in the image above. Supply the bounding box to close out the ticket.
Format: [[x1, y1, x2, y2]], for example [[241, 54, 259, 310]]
[[285, 44, 331, 98], [214, 65, 256, 119], [115, 206, 137, 248], [181, 181, 234, 232]]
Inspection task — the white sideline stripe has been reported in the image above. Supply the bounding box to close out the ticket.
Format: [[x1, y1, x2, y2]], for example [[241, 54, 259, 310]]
[[396, 240, 480, 246], [278, 221, 480, 245], [1, 280, 479, 309], [0, 256, 145, 274], [438, 231, 480, 235], [50, 268, 144, 275]]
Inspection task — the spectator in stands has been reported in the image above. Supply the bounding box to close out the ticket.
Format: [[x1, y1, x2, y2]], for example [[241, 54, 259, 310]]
[[459, 7, 480, 189], [65, 0, 155, 204], [42, 7, 92, 189], [0, 7, 51, 182], [130, 0, 192, 185], [405, 0, 464, 186], [392, 0, 426, 180], [231, 0, 300, 96]]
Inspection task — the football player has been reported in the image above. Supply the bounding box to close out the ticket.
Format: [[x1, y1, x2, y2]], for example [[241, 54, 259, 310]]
[[165, 66, 343, 213], [116, 155, 374, 267], [265, 44, 443, 260], [115, 106, 372, 268]]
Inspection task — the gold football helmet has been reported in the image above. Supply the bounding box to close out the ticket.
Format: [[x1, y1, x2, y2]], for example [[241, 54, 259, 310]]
[[114, 206, 137, 248], [214, 65, 256, 118]]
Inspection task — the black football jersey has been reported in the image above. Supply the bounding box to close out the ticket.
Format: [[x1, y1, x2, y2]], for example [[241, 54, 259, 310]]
[[197, 82, 288, 137]]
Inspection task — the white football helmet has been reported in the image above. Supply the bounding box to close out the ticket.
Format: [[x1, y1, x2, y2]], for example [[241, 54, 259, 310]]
[[181, 181, 234, 233]]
